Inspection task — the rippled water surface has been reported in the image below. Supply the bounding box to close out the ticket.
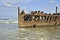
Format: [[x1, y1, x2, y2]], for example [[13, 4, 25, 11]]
[[0, 24, 60, 40]]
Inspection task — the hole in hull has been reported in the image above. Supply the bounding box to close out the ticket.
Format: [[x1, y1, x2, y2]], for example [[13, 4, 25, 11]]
[[33, 25, 36, 28]]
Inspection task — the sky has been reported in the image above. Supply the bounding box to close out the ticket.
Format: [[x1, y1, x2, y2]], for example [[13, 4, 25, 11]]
[[0, 0, 60, 19]]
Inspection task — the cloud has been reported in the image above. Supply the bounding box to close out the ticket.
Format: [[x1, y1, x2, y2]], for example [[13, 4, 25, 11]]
[[56, 4, 60, 12], [56, 4, 60, 7], [0, 0, 35, 10], [0, 0, 35, 8], [17, 0, 35, 4], [50, 0, 54, 4], [4, 2, 13, 7]]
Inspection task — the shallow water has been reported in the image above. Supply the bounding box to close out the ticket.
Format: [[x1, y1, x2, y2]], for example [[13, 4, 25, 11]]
[[0, 24, 60, 40]]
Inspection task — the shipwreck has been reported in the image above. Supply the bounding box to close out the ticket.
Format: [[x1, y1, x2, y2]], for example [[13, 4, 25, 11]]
[[18, 7, 60, 28]]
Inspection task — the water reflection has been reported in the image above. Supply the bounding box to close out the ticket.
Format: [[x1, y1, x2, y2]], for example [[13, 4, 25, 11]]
[[0, 24, 60, 40]]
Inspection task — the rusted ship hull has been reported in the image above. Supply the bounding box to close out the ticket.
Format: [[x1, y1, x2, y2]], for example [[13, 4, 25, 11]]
[[18, 21, 60, 28], [18, 7, 60, 28]]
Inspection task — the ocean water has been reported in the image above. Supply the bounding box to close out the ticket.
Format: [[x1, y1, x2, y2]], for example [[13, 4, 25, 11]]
[[0, 24, 60, 40]]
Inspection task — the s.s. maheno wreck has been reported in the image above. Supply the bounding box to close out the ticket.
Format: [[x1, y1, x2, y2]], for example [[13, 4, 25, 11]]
[[18, 7, 60, 28]]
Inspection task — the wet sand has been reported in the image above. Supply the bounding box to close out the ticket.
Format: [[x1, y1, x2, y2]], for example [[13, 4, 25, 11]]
[[0, 24, 60, 40]]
